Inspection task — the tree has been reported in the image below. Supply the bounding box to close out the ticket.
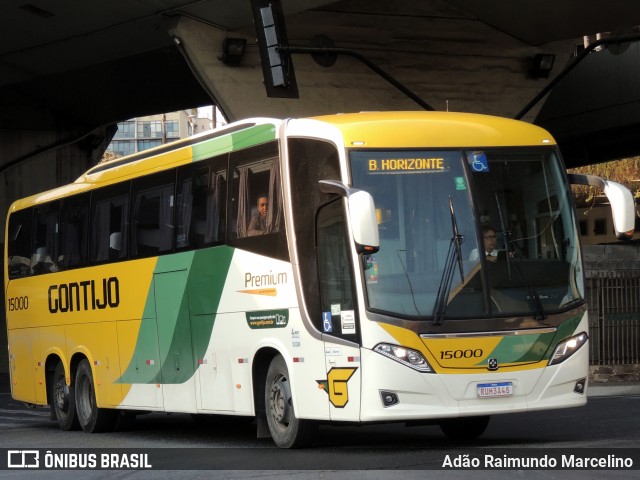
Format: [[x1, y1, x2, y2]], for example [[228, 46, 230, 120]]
[[569, 157, 640, 208]]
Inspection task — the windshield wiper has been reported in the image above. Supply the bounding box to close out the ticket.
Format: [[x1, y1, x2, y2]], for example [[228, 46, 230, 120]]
[[433, 196, 465, 326]]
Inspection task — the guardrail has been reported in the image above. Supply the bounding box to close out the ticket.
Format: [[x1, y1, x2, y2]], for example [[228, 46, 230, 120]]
[[586, 270, 640, 365]]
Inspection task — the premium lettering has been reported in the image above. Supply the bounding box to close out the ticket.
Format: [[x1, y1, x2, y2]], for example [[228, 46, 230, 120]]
[[244, 271, 287, 288], [48, 277, 120, 313]]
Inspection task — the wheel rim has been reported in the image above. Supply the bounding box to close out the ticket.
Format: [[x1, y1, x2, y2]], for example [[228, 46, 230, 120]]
[[268, 373, 292, 432]]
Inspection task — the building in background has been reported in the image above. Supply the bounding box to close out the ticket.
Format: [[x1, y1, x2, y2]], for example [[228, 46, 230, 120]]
[[106, 107, 225, 157]]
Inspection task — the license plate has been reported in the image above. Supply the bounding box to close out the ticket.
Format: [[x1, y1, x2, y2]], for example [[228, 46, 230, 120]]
[[477, 382, 513, 398]]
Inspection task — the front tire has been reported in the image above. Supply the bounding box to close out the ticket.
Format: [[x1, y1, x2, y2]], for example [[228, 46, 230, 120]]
[[265, 355, 316, 448], [52, 361, 79, 431], [75, 359, 116, 433]]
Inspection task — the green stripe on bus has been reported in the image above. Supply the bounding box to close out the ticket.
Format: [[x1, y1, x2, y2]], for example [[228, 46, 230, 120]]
[[474, 314, 583, 367], [118, 247, 235, 385], [230, 123, 277, 150], [192, 123, 277, 161]]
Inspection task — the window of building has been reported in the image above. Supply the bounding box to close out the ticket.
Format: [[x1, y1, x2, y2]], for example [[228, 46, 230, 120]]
[[579, 220, 588, 236], [113, 120, 135, 139], [166, 120, 179, 138], [593, 218, 607, 235], [137, 139, 162, 152], [137, 121, 163, 139], [109, 140, 136, 157]]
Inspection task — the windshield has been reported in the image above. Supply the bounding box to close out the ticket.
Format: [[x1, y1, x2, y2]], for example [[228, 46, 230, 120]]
[[350, 148, 582, 321]]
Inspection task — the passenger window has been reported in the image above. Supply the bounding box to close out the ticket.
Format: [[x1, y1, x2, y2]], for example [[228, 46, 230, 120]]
[[90, 184, 130, 263], [229, 142, 287, 260], [7, 209, 33, 279], [59, 193, 89, 269], [32, 202, 61, 275], [176, 157, 227, 250], [131, 171, 175, 258]]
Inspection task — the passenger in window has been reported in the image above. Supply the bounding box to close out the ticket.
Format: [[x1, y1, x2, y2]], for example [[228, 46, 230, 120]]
[[109, 232, 122, 260], [248, 194, 269, 236], [31, 247, 56, 274]]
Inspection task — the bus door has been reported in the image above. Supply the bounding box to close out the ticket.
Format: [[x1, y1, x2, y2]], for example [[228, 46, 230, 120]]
[[316, 199, 362, 421], [153, 268, 197, 412]]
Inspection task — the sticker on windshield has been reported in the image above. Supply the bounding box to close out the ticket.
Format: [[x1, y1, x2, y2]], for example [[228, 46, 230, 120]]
[[341, 310, 356, 334], [454, 177, 467, 190], [468, 152, 489, 172]]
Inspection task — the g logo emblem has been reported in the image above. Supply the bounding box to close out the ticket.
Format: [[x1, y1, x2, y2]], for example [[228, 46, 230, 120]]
[[317, 367, 357, 408]]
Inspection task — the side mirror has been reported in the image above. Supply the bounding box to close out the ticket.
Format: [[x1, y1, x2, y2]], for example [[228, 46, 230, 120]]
[[568, 174, 636, 240], [319, 180, 380, 253]]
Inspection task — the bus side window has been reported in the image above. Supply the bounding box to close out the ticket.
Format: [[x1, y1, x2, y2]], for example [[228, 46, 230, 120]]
[[32, 201, 61, 275], [228, 141, 287, 260], [7, 208, 33, 279], [59, 193, 89, 269], [89, 184, 130, 263], [176, 156, 227, 250], [131, 170, 175, 258]]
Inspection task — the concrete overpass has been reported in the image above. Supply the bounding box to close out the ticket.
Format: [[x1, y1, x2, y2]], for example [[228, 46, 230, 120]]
[[2, 1, 640, 372]]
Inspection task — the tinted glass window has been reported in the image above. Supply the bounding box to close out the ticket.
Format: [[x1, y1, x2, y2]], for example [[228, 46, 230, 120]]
[[32, 201, 61, 275], [90, 184, 130, 263], [176, 156, 227, 250], [7, 209, 33, 279], [131, 171, 175, 258], [59, 193, 89, 269]]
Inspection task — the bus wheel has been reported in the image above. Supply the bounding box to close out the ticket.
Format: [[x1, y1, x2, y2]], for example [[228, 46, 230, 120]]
[[52, 361, 79, 431], [265, 355, 316, 448], [75, 359, 116, 433], [440, 415, 490, 440]]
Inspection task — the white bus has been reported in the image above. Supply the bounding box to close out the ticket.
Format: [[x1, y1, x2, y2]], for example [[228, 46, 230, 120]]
[[5, 111, 635, 447]]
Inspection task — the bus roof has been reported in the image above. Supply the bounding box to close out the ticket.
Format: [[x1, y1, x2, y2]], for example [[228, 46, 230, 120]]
[[308, 111, 557, 149], [7, 111, 556, 212], [7, 119, 280, 212]]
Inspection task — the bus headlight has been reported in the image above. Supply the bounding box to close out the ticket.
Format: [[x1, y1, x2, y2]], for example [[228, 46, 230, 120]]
[[548, 332, 588, 366], [374, 343, 433, 373]]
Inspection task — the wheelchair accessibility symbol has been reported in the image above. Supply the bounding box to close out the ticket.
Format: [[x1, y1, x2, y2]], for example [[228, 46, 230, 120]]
[[470, 152, 489, 172], [322, 312, 333, 333]]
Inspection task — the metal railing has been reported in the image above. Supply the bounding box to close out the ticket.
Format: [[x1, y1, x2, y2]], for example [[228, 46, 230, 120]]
[[586, 270, 640, 365]]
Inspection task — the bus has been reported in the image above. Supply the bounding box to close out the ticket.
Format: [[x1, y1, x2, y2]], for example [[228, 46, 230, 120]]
[[4, 111, 635, 448]]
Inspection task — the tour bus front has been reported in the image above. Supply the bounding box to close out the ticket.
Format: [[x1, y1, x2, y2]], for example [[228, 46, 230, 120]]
[[337, 138, 592, 433]]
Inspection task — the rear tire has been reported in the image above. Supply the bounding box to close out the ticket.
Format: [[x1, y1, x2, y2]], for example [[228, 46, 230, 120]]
[[265, 355, 316, 448], [52, 361, 80, 431], [75, 359, 117, 433], [440, 415, 490, 440]]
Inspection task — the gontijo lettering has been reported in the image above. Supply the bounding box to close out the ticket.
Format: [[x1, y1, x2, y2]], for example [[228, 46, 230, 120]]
[[368, 157, 445, 172], [48, 277, 120, 313]]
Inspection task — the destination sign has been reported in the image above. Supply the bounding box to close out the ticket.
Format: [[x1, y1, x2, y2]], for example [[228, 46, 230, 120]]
[[368, 157, 445, 172]]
